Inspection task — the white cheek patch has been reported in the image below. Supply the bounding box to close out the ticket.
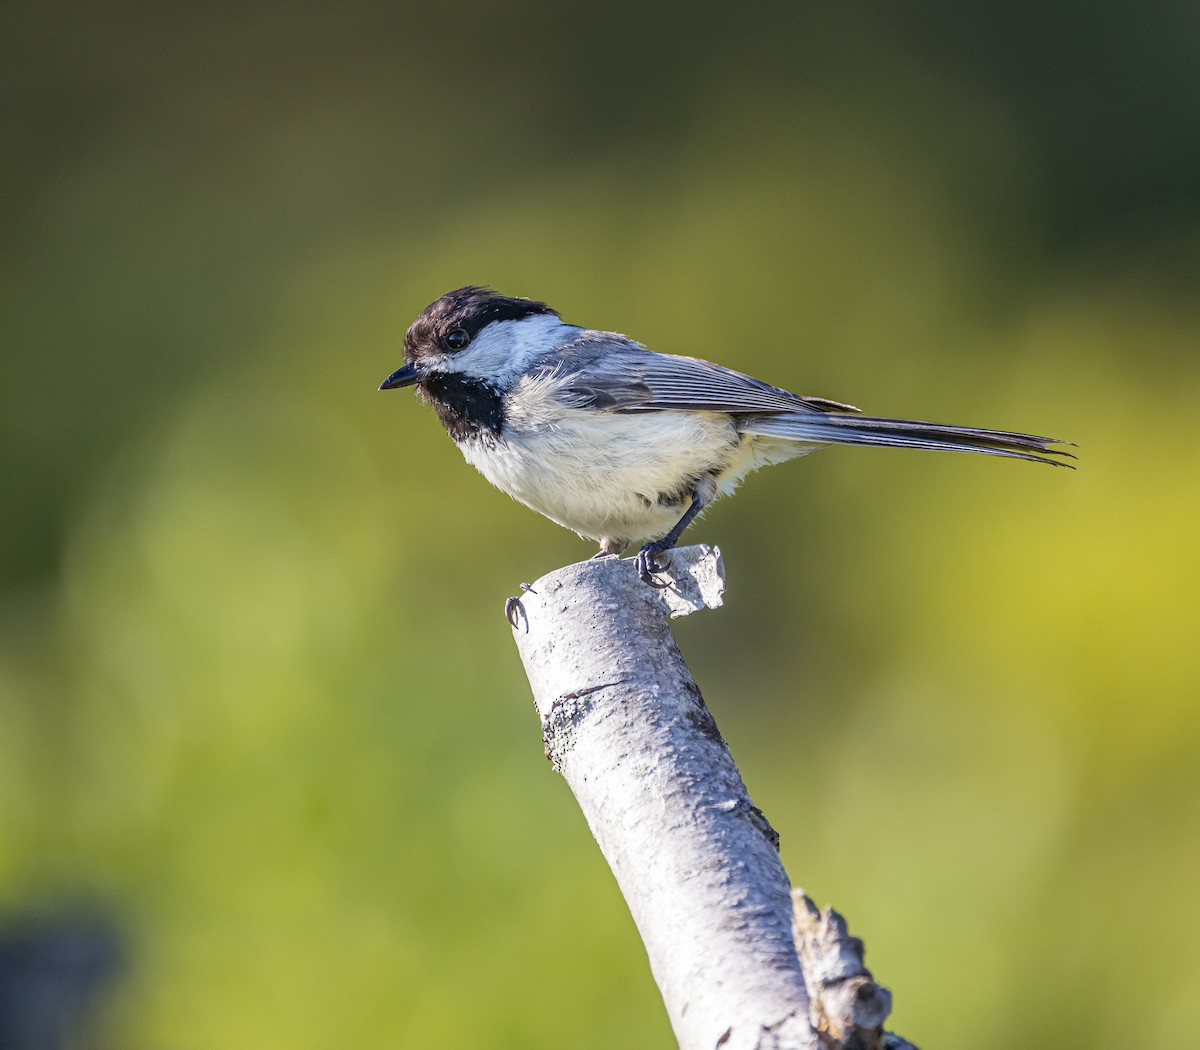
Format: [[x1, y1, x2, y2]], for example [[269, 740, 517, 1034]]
[[452, 316, 575, 383]]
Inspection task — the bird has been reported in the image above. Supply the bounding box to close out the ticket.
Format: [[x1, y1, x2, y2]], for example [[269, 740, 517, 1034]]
[[380, 286, 1072, 585]]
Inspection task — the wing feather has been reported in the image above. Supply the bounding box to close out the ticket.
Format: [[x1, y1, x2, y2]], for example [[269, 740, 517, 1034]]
[[544, 334, 1073, 467], [553, 337, 858, 416]]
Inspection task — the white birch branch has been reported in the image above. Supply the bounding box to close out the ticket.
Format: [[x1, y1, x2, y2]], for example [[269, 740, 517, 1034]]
[[505, 545, 914, 1050]]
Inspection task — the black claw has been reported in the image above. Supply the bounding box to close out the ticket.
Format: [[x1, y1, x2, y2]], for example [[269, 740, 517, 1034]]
[[504, 596, 524, 629], [635, 545, 673, 587]]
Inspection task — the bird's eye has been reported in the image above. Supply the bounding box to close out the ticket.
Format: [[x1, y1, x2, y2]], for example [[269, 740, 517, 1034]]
[[445, 328, 470, 351]]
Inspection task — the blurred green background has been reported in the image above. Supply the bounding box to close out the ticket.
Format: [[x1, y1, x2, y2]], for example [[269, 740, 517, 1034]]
[[2, 2, 1198, 1046]]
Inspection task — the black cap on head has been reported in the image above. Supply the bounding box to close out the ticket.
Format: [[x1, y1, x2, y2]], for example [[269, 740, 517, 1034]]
[[404, 286, 557, 361]]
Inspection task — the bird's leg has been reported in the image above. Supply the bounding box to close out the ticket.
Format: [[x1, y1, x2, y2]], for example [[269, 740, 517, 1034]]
[[636, 494, 707, 586], [593, 537, 628, 559]]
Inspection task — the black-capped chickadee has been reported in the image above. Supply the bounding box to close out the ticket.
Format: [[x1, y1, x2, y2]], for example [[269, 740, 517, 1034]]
[[380, 287, 1072, 584]]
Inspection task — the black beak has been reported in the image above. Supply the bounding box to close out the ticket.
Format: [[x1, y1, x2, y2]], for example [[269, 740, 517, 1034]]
[[379, 363, 421, 390]]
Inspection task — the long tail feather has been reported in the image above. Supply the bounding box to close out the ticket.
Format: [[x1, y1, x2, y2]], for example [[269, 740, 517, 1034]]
[[742, 413, 1075, 467]]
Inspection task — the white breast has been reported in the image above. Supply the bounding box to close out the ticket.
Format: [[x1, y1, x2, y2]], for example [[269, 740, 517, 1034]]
[[454, 371, 778, 546]]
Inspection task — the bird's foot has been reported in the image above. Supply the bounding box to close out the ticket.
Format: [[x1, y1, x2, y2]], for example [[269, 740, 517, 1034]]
[[635, 542, 673, 587], [593, 539, 627, 560], [504, 596, 524, 629]]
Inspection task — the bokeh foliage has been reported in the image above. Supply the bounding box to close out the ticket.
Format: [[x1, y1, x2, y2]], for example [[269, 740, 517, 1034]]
[[2, 3, 1198, 1047]]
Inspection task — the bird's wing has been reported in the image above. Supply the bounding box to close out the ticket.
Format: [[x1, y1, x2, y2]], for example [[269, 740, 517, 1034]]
[[553, 336, 859, 416], [547, 336, 1073, 466]]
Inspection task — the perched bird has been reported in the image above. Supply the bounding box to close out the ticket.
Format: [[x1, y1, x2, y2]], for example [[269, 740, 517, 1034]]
[[380, 287, 1072, 584]]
